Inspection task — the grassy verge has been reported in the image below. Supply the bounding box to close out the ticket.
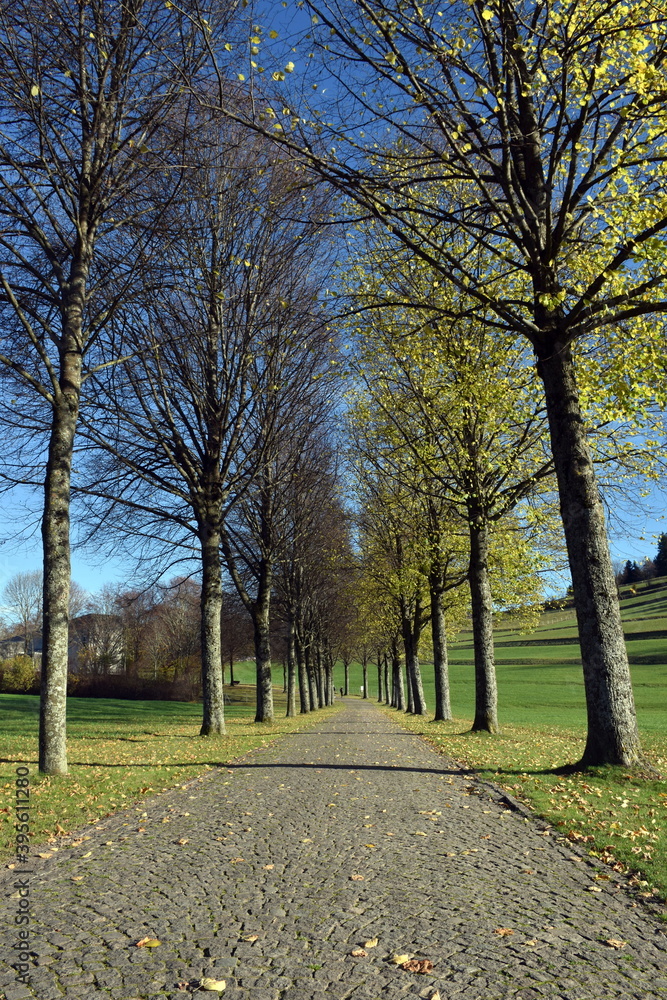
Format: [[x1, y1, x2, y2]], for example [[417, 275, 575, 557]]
[[1, 689, 339, 861], [385, 708, 667, 904]]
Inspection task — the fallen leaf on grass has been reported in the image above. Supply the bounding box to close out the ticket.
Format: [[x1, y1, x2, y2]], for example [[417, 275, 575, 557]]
[[350, 948, 367, 957], [349, 874, 364, 881], [364, 938, 378, 948], [605, 939, 627, 949], [494, 928, 514, 937], [401, 959, 434, 973], [136, 938, 161, 948], [391, 953, 412, 964], [199, 977, 226, 992]]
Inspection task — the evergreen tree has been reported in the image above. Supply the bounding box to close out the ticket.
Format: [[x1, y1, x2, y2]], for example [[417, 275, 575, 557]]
[[655, 535, 667, 577]]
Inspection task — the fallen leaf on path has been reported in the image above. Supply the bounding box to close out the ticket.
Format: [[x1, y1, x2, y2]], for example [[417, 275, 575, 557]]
[[413, 831, 427, 837], [391, 953, 412, 964], [242, 934, 259, 942], [363, 843, 376, 848], [349, 874, 364, 881], [199, 977, 226, 991], [429, 992, 441, 1000], [263, 864, 274, 870], [37, 853, 53, 859], [176, 838, 189, 845], [605, 939, 627, 949], [136, 938, 161, 948], [81, 851, 92, 858], [350, 948, 367, 957], [230, 857, 245, 863], [364, 938, 378, 948], [301, 838, 312, 843], [522, 939, 538, 947], [586, 885, 602, 892], [401, 959, 434, 973], [70, 876, 84, 882], [494, 928, 514, 937]]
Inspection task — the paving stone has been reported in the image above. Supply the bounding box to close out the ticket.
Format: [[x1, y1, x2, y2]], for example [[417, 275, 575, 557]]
[[1, 700, 666, 1000]]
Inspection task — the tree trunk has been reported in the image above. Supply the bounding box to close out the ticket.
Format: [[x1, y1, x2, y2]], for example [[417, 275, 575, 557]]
[[430, 568, 452, 721], [537, 339, 640, 765], [253, 566, 274, 723], [39, 376, 80, 775], [362, 657, 368, 699], [377, 652, 383, 702], [305, 642, 318, 709], [468, 513, 499, 733], [295, 631, 310, 713], [401, 596, 427, 714], [229, 656, 235, 686], [315, 644, 324, 706], [383, 653, 390, 705], [391, 637, 405, 711], [199, 523, 225, 735], [286, 619, 297, 717], [344, 660, 349, 696]]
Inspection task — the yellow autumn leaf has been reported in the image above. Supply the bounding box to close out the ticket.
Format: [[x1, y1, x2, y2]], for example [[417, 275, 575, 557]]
[[363, 938, 378, 948], [391, 953, 412, 964], [200, 977, 226, 991], [136, 937, 161, 947]]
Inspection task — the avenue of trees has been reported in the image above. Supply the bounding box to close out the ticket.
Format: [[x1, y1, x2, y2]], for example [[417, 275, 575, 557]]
[[1, 0, 667, 772]]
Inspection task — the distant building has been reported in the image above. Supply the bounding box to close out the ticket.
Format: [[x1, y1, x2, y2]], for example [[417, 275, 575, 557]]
[[0, 614, 124, 674]]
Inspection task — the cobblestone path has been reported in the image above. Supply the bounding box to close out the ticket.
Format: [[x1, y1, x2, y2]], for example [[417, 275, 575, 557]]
[[1, 699, 666, 1000]]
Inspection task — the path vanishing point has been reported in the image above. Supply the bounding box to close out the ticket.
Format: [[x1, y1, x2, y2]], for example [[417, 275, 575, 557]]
[[1, 699, 666, 1000]]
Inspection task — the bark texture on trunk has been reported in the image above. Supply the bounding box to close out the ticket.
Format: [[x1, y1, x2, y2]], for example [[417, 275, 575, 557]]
[[295, 632, 310, 713], [199, 524, 225, 735], [537, 340, 640, 765], [286, 620, 297, 717], [430, 569, 452, 721], [377, 655, 383, 702], [344, 661, 349, 696], [391, 637, 405, 711], [362, 659, 368, 699], [253, 573, 274, 723], [469, 513, 499, 733], [40, 380, 80, 775], [401, 596, 427, 715]]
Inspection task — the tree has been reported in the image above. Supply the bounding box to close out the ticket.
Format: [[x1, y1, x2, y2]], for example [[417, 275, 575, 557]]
[[655, 535, 667, 578], [1, 571, 42, 658], [0, 0, 206, 773], [344, 237, 553, 729], [205, 0, 667, 764], [80, 112, 335, 731]]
